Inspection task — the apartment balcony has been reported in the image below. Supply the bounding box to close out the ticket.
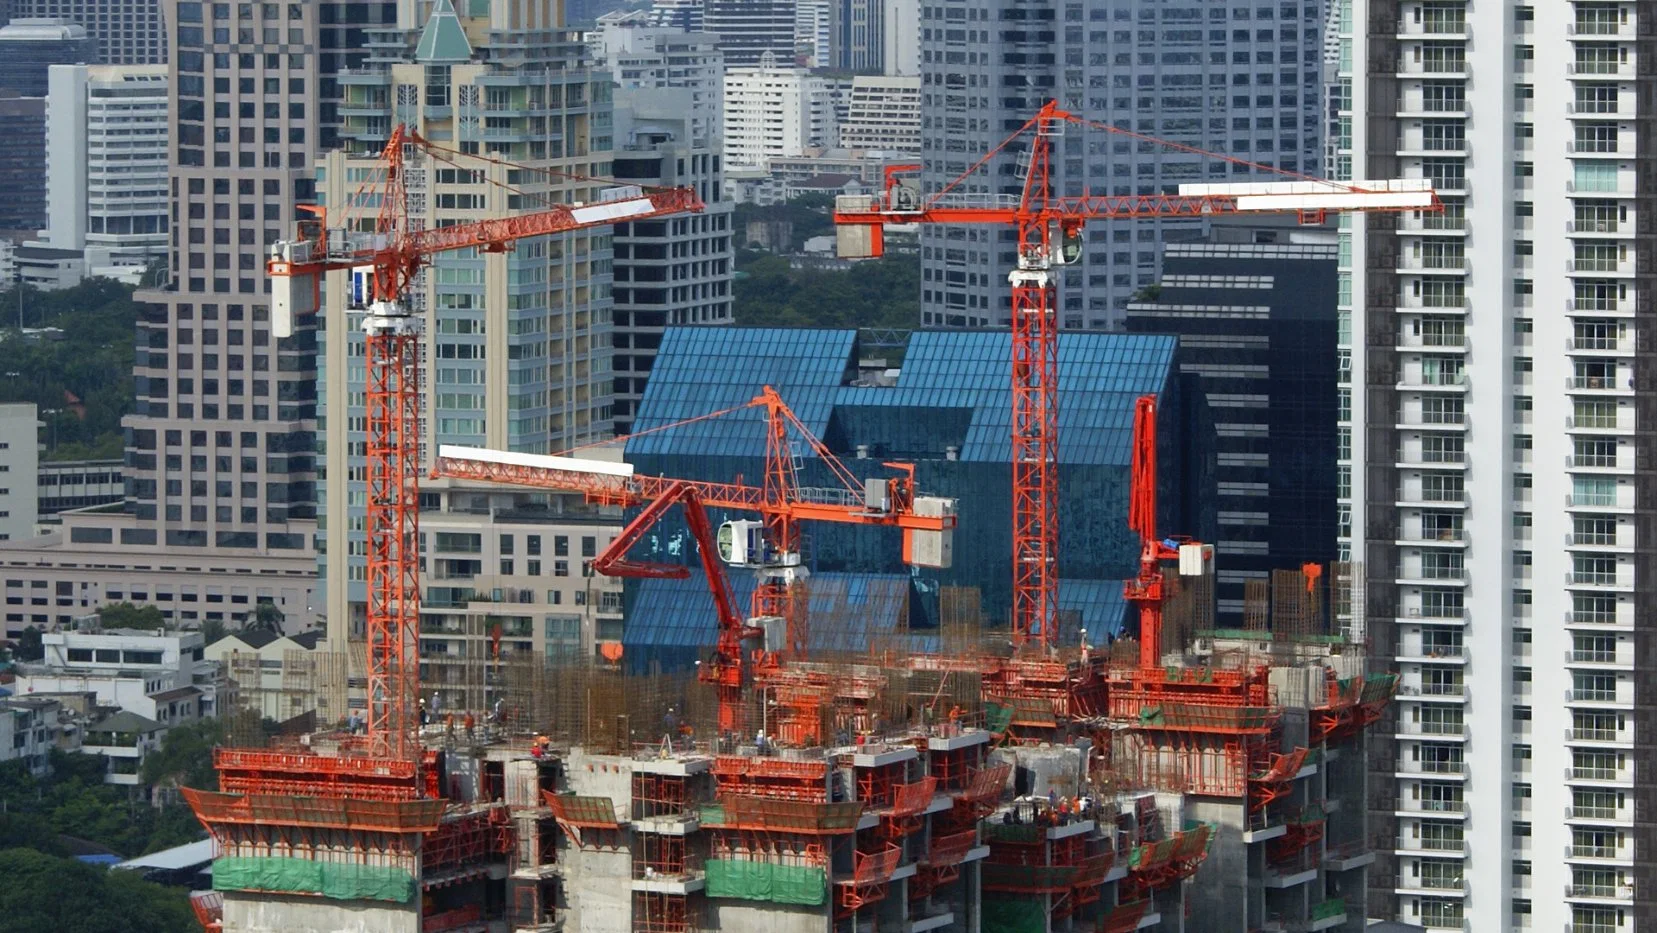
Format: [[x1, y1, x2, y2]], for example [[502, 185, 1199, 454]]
[[1566, 723, 1635, 747], [1396, 333, 1468, 350], [1397, 720, 1466, 740], [1390, 796, 1466, 817], [1565, 372, 1632, 394], [1568, 60, 1637, 79], [1398, 254, 1469, 274], [1566, 410, 1636, 433], [1397, 607, 1469, 625], [1398, 528, 1468, 550], [1397, 18, 1470, 38], [1565, 607, 1633, 629], [1566, 568, 1634, 591], [1568, 17, 1639, 38], [1566, 334, 1635, 353], [1396, 94, 1467, 119], [1564, 883, 1636, 903], [1398, 211, 1468, 232], [1567, 137, 1639, 158], [1568, 98, 1637, 119], [1397, 56, 1468, 78], [1565, 803, 1639, 823], [1397, 679, 1466, 701], [1564, 523, 1634, 549], [1397, 637, 1465, 663], [1395, 450, 1468, 470], [1565, 842, 1634, 864], [1566, 257, 1636, 276], [1566, 172, 1639, 196], [1565, 487, 1635, 511], [1568, 293, 1647, 315], [1395, 834, 1467, 855]]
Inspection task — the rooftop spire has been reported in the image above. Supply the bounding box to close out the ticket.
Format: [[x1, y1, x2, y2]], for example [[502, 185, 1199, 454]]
[[415, 0, 473, 63]]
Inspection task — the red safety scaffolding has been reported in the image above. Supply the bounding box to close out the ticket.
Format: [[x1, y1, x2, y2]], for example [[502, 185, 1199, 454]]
[[189, 891, 223, 933], [910, 828, 978, 901], [1119, 823, 1213, 902], [634, 891, 695, 933], [212, 747, 422, 801], [544, 791, 624, 848], [835, 844, 902, 918]]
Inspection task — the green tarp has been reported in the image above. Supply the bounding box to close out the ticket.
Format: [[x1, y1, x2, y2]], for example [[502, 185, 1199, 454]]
[[704, 859, 826, 906], [212, 856, 416, 903], [985, 703, 1014, 734], [982, 896, 1047, 933]]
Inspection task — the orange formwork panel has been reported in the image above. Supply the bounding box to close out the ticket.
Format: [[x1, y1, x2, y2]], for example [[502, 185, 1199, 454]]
[[189, 890, 224, 933], [703, 795, 863, 834], [543, 792, 622, 829], [212, 748, 422, 800], [182, 787, 446, 834], [1099, 899, 1150, 933], [836, 844, 902, 917], [711, 755, 830, 803]]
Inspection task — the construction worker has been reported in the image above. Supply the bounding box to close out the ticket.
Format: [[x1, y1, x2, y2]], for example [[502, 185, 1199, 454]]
[[464, 712, 475, 738], [947, 705, 962, 737]]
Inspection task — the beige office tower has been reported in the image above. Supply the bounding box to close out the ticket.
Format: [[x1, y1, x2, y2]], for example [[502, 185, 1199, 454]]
[[318, 0, 628, 705]]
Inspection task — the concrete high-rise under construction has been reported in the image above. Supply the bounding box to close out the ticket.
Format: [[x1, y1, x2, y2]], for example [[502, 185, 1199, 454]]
[[1343, 0, 1656, 929], [917, 0, 1328, 330]]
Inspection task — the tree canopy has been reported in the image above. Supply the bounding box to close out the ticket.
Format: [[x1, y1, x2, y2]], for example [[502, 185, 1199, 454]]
[[138, 719, 224, 793], [733, 255, 920, 330], [95, 602, 166, 631], [0, 750, 204, 859], [0, 847, 195, 933], [0, 278, 140, 461]]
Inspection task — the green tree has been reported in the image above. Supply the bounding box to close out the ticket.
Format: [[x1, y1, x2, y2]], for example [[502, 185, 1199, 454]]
[[95, 602, 166, 631], [199, 618, 228, 645], [139, 719, 224, 793], [733, 254, 921, 330], [245, 601, 285, 635], [11, 626, 42, 662], [0, 847, 194, 933]]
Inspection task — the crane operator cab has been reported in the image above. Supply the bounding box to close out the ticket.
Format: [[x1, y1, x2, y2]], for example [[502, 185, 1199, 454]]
[[1051, 222, 1084, 265]]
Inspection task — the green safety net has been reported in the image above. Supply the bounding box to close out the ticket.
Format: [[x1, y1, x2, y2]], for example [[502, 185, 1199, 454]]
[[985, 703, 1014, 734], [1313, 897, 1347, 921], [704, 859, 826, 906], [982, 896, 1047, 933], [212, 856, 416, 903]]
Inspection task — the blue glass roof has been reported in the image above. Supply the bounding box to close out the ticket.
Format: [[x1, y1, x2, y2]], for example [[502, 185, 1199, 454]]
[[622, 571, 1129, 673], [619, 326, 1201, 663], [628, 328, 1177, 467]]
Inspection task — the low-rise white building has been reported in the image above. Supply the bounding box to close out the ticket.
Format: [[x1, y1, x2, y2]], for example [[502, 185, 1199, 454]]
[[16, 627, 205, 723], [82, 710, 165, 786], [0, 695, 75, 775]]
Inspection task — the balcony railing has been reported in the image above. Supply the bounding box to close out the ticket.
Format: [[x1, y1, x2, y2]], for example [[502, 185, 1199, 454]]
[[1569, 375, 1623, 390], [1568, 726, 1622, 742]]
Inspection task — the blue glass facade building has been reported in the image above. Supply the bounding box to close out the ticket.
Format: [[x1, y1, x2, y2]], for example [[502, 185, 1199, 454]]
[[619, 327, 1215, 668]]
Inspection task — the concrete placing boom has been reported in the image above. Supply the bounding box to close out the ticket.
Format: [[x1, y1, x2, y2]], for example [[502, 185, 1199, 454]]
[[833, 99, 1438, 653], [265, 124, 705, 761], [432, 385, 958, 732]]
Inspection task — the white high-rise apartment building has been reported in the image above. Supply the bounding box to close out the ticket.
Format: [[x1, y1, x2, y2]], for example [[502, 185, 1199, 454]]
[[41, 63, 169, 274], [1343, 1, 1652, 930], [721, 63, 839, 171], [837, 75, 920, 153]]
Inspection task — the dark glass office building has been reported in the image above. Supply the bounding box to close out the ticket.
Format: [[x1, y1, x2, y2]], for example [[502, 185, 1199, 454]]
[[618, 327, 1216, 669], [1125, 223, 1339, 628]]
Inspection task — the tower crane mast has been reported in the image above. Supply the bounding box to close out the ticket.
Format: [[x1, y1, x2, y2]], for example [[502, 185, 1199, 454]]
[[834, 100, 1438, 653], [266, 125, 706, 760]]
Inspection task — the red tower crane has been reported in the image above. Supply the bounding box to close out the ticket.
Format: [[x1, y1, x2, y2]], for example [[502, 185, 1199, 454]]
[[266, 125, 706, 760], [431, 386, 958, 733], [834, 100, 1438, 653], [1122, 394, 1209, 670]]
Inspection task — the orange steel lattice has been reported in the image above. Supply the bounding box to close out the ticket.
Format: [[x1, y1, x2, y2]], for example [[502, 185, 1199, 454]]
[[267, 124, 707, 758], [705, 796, 862, 834], [633, 833, 693, 879], [431, 388, 954, 734], [632, 772, 691, 820], [1100, 899, 1151, 933], [835, 104, 1438, 650]]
